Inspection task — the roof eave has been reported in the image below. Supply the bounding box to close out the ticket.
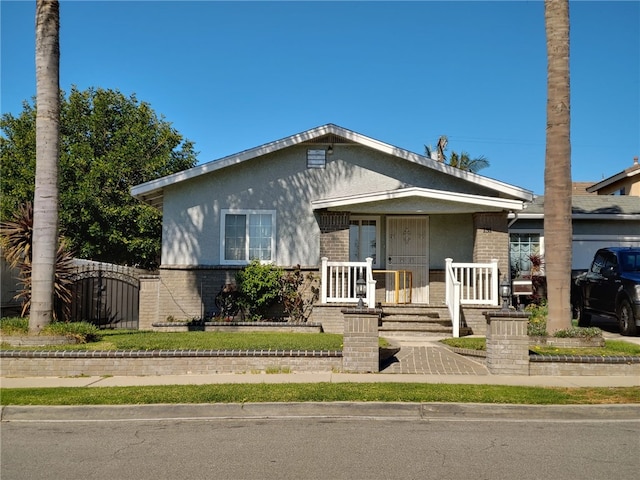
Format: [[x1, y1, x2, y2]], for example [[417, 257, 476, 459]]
[[131, 123, 534, 208], [312, 187, 526, 211], [586, 167, 640, 192]]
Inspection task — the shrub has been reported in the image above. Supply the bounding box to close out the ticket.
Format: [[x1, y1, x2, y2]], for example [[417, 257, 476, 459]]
[[525, 301, 602, 338], [41, 321, 102, 343], [526, 301, 548, 336], [236, 260, 283, 320], [0, 317, 29, 335], [553, 326, 602, 339], [280, 266, 318, 323], [0, 202, 75, 321]]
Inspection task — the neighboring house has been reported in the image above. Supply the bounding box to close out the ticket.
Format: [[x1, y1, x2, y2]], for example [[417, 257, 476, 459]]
[[131, 124, 533, 329], [586, 157, 640, 196], [508, 195, 640, 279]]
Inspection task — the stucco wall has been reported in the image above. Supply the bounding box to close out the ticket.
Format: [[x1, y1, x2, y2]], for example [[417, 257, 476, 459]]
[[160, 144, 505, 268]]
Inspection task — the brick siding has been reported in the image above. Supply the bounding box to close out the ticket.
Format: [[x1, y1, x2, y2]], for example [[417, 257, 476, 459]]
[[472, 212, 509, 278]]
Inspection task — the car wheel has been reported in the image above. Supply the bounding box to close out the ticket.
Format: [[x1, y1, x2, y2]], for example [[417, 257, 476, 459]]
[[574, 297, 591, 327], [618, 299, 637, 336]]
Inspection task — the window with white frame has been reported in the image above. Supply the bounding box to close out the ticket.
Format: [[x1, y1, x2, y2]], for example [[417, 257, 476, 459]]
[[509, 232, 543, 278], [349, 217, 379, 267], [221, 210, 276, 264]]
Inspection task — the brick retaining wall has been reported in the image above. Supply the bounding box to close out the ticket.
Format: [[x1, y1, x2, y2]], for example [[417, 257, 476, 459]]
[[0, 350, 342, 377], [529, 355, 640, 376]]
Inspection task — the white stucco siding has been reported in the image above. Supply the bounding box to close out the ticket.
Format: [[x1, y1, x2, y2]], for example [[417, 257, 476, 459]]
[[161, 176, 220, 265], [160, 144, 495, 267]]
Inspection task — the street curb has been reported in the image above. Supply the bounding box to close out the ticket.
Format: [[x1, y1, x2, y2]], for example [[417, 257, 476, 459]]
[[2, 402, 639, 422]]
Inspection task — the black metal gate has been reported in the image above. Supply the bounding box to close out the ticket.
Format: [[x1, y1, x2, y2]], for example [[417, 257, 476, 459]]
[[69, 263, 139, 329]]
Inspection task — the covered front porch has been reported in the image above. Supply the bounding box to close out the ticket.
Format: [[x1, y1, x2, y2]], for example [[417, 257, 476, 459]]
[[313, 186, 522, 336], [319, 256, 501, 337]]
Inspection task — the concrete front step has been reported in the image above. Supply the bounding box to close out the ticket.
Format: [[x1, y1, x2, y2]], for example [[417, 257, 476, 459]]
[[379, 304, 455, 337], [380, 306, 447, 316], [380, 327, 453, 336], [381, 320, 451, 330]]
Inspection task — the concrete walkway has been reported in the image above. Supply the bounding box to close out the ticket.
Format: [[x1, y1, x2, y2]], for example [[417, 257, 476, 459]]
[[379, 336, 489, 375]]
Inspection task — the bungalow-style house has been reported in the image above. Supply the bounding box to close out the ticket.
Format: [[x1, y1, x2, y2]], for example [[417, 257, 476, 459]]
[[131, 124, 534, 336]]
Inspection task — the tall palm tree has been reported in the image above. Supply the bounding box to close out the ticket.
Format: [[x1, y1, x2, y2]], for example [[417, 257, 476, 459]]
[[30, 0, 60, 333], [544, 0, 572, 333]]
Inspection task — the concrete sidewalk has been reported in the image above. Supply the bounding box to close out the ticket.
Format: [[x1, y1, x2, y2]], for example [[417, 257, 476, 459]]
[[2, 371, 639, 389]]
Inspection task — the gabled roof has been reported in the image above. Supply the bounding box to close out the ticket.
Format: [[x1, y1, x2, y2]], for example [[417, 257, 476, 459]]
[[586, 157, 640, 194], [131, 123, 534, 210], [508, 195, 640, 220]]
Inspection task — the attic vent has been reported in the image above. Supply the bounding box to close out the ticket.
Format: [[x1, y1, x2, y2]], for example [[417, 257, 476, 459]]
[[307, 149, 326, 169]]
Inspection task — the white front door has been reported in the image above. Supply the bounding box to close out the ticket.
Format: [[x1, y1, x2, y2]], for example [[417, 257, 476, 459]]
[[387, 216, 429, 303]]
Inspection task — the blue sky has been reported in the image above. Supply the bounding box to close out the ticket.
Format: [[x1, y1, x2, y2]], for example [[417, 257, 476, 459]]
[[2, 0, 638, 195]]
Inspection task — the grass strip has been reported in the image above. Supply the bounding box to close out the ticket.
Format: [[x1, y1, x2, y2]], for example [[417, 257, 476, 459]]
[[2, 384, 639, 406], [440, 338, 640, 357], [1, 331, 345, 352]]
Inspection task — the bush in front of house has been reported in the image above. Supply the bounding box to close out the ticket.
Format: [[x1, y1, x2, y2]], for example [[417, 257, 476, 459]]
[[236, 259, 284, 320], [525, 301, 602, 338], [526, 302, 548, 337], [279, 265, 318, 323]]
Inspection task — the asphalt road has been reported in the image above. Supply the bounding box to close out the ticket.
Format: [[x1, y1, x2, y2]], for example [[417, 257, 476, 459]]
[[2, 410, 639, 480]]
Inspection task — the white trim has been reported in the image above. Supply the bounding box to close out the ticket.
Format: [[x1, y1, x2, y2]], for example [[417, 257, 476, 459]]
[[312, 186, 526, 211], [220, 209, 276, 265], [349, 215, 381, 268]]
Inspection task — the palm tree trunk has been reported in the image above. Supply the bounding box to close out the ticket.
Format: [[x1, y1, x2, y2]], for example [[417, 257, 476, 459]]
[[30, 0, 60, 333], [544, 0, 572, 333]]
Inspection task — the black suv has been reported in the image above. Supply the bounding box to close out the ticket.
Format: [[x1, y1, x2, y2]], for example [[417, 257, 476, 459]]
[[573, 247, 640, 336]]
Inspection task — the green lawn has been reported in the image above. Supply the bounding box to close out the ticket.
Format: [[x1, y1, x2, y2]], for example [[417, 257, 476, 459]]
[[440, 337, 640, 357], [2, 383, 639, 406], [1, 329, 345, 351]]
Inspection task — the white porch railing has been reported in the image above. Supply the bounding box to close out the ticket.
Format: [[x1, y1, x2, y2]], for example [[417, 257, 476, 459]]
[[445, 258, 500, 337], [321, 257, 376, 308]]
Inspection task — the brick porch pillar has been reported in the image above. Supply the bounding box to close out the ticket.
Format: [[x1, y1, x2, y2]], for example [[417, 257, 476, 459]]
[[139, 275, 160, 330], [484, 309, 531, 375], [342, 307, 380, 373]]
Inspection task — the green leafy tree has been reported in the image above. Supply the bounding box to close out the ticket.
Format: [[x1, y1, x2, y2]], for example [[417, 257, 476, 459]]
[[1, 86, 198, 269]]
